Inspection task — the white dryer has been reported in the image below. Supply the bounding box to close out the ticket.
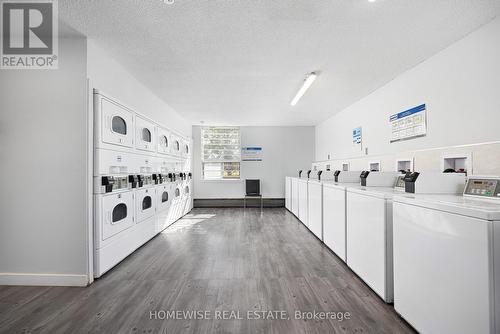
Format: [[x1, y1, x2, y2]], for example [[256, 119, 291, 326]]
[[94, 90, 134, 150], [171, 135, 182, 157], [94, 175, 135, 277], [181, 139, 191, 159], [393, 175, 500, 334], [155, 179, 174, 232], [182, 178, 193, 216], [322, 171, 362, 262], [135, 177, 156, 224], [156, 126, 171, 155], [135, 115, 156, 152]]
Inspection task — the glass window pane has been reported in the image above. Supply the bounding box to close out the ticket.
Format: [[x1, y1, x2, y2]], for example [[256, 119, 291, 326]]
[[142, 128, 151, 142], [161, 135, 168, 148], [112, 203, 127, 222], [142, 196, 152, 210], [161, 191, 168, 203], [112, 116, 127, 135]]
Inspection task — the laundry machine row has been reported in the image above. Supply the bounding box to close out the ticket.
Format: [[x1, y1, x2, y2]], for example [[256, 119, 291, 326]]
[[94, 89, 192, 159]]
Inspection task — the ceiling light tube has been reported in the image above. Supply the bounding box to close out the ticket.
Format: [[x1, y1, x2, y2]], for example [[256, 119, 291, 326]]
[[291, 72, 318, 106]]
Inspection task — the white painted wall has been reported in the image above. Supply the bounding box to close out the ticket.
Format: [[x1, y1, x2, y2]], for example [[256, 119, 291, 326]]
[[193, 126, 314, 199], [0, 28, 89, 284], [87, 40, 191, 137], [316, 16, 500, 162]]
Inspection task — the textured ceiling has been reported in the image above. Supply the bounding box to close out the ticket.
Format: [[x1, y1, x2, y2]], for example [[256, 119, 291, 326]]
[[60, 0, 500, 126]]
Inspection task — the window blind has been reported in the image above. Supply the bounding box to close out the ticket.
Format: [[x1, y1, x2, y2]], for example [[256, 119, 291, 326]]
[[201, 127, 241, 162]]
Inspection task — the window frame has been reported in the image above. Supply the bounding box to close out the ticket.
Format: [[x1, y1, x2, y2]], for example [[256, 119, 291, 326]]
[[201, 127, 241, 181]]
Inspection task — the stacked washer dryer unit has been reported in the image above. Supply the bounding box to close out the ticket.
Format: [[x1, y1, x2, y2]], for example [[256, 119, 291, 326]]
[[93, 90, 193, 277], [392, 173, 499, 334]]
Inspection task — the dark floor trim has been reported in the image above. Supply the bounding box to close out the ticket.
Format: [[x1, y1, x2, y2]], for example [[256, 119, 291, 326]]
[[194, 198, 284, 208]]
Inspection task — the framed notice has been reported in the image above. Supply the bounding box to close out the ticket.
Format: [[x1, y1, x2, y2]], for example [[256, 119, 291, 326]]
[[242, 147, 263, 161], [352, 127, 362, 144], [390, 104, 427, 143]]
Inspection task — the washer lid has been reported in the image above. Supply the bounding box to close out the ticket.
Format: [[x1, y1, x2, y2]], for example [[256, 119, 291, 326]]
[[347, 186, 401, 199], [393, 194, 500, 221], [323, 181, 360, 190]]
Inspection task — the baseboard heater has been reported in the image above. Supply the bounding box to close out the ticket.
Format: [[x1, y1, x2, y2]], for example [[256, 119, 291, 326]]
[[194, 198, 284, 208]]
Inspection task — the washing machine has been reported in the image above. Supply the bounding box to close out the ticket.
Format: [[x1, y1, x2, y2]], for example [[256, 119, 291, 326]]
[[307, 170, 337, 241], [94, 90, 134, 150], [297, 170, 313, 226], [392, 175, 499, 334], [347, 172, 465, 303], [94, 175, 135, 277], [135, 115, 156, 153], [285, 176, 292, 211], [322, 171, 362, 262], [156, 126, 171, 155], [290, 171, 303, 217]]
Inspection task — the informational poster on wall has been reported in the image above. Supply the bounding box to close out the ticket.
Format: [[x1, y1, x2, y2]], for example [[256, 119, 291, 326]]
[[242, 147, 263, 161], [390, 104, 427, 143], [352, 127, 362, 151]]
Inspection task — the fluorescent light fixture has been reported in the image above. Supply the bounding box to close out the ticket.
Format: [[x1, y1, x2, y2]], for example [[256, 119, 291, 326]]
[[290, 72, 318, 106]]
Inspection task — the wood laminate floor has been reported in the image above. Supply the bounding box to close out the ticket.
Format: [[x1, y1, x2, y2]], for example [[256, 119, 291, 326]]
[[0, 208, 415, 334]]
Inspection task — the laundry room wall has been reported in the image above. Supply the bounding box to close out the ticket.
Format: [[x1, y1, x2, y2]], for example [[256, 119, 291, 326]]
[[0, 23, 89, 285], [192, 126, 314, 199], [315, 16, 500, 166], [86, 40, 191, 137]]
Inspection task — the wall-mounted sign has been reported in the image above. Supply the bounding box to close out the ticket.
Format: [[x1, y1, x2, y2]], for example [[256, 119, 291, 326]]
[[242, 147, 263, 161], [352, 127, 362, 144], [390, 104, 427, 143]]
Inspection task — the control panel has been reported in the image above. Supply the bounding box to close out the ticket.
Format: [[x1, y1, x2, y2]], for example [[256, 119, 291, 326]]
[[395, 175, 406, 191], [464, 177, 500, 198], [97, 175, 129, 193]]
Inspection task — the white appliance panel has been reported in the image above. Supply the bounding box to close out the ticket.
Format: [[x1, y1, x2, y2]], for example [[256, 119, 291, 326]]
[[323, 185, 347, 262], [298, 179, 309, 226], [136, 187, 156, 223], [347, 191, 392, 301], [393, 201, 492, 334], [291, 178, 299, 217], [285, 177, 291, 211], [135, 116, 156, 152], [95, 191, 135, 246], [156, 127, 171, 155], [308, 181, 323, 240], [97, 95, 134, 149]]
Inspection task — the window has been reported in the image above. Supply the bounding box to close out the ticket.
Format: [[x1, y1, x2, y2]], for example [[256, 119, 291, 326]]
[[160, 135, 168, 148], [142, 196, 152, 210], [142, 128, 151, 142], [161, 191, 169, 203], [112, 203, 127, 223], [112, 116, 127, 135], [201, 127, 241, 180]]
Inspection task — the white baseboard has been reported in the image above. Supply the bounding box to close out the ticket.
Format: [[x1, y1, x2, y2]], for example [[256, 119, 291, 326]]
[[0, 273, 89, 287]]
